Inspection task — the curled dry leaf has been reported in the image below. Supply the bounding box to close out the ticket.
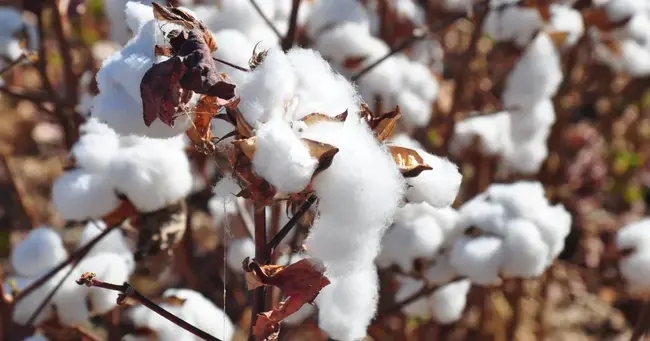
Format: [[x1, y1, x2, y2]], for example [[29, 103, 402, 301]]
[[388, 145, 433, 178], [363, 106, 402, 142], [244, 258, 330, 340], [233, 136, 258, 160], [299, 111, 348, 126], [547, 31, 570, 48], [152, 2, 216, 52], [302, 138, 339, 176], [101, 198, 139, 227], [342, 55, 367, 70]]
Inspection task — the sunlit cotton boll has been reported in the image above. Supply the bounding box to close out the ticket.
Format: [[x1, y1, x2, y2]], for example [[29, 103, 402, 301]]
[[617, 219, 650, 294], [51, 170, 119, 221], [305, 0, 370, 39], [211, 29, 254, 85], [11, 227, 67, 278], [549, 5, 584, 48], [77, 221, 135, 273], [403, 148, 462, 208], [450, 111, 511, 156], [71, 118, 120, 173], [92, 3, 191, 138], [482, 5, 544, 47], [108, 138, 192, 212], [76, 253, 131, 317]]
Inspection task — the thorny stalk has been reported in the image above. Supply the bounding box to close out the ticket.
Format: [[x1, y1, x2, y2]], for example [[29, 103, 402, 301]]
[[248, 0, 282, 41], [281, 0, 302, 52], [249, 204, 268, 341], [76, 274, 223, 341]]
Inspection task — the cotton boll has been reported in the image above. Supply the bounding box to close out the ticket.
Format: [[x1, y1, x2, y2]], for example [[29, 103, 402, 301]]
[[450, 236, 504, 285], [52, 170, 119, 221], [72, 118, 120, 172], [501, 33, 562, 109], [207, 195, 239, 227], [252, 119, 317, 193], [11, 227, 67, 278], [617, 219, 650, 294], [388, 133, 424, 150], [455, 196, 508, 236], [226, 238, 255, 273], [316, 266, 379, 341], [108, 140, 192, 212], [450, 111, 511, 156], [23, 335, 49, 341], [77, 253, 131, 315], [530, 204, 572, 260], [396, 91, 431, 128], [306, 0, 370, 39], [78, 221, 134, 272], [404, 149, 462, 208], [356, 56, 404, 108], [162, 289, 235, 341], [211, 29, 254, 84], [404, 62, 439, 102], [504, 140, 549, 174], [549, 5, 584, 47], [430, 279, 471, 324], [396, 276, 429, 316], [482, 6, 543, 47], [486, 181, 547, 220], [124, 1, 155, 39], [209, 0, 274, 35], [426, 251, 459, 284], [501, 219, 550, 277], [605, 0, 643, 22], [0, 8, 29, 60], [127, 303, 190, 341], [509, 100, 555, 143], [314, 22, 386, 69]]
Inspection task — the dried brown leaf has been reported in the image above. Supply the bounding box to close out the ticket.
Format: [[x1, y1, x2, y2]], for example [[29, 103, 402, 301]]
[[235, 109, 254, 138], [368, 106, 402, 142], [302, 138, 339, 176], [233, 136, 258, 160], [299, 111, 348, 126], [152, 2, 217, 52], [547, 31, 569, 48], [342, 55, 367, 70], [388, 145, 433, 178], [140, 56, 192, 127]]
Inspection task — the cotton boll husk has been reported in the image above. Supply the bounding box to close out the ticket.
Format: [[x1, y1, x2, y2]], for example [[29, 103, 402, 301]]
[[77, 253, 131, 314], [11, 227, 67, 278], [52, 170, 119, 221], [316, 266, 379, 341], [501, 219, 550, 277], [404, 149, 462, 208], [450, 111, 511, 156], [482, 6, 543, 47], [162, 288, 235, 341], [252, 119, 317, 193], [108, 141, 192, 212], [93, 18, 191, 138], [430, 279, 471, 324], [396, 91, 431, 128], [78, 221, 135, 272], [306, 0, 370, 39], [72, 118, 120, 172], [450, 236, 504, 285], [287, 48, 361, 119], [501, 33, 562, 109], [237, 49, 298, 125], [549, 5, 584, 47], [226, 238, 255, 273]]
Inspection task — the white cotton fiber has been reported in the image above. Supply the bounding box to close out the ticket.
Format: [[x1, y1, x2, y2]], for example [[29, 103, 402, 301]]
[[77, 253, 131, 315], [305, 0, 370, 39], [403, 148, 462, 208], [11, 227, 67, 278], [78, 221, 135, 273], [51, 170, 119, 221], [483, 6, 543, 47], [450, 111, 511, 156], [549, 5, 584, 47], [430, 279, 471, 324], [226, 238, 255, 273], [72, 118, 120, 172], [252, 119, 317, 193], [450, 236, 505, 285], [617, 219, 650, 294]]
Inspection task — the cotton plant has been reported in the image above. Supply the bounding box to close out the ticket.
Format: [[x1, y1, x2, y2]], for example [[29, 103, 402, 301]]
[[5, 224, 134, 326], [616, 219, 650, 295], [124, 288, 235, 341], [396, 277, 471, 324], [448, 181, 571, 285], [0, 7, 38, 62]]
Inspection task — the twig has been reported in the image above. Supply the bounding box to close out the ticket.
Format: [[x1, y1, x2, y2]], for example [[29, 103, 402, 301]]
[[375, 277, 464, 320], [281, 0, 302, 52], [630, 300, 650, 341], [248, 0, 282, 41], [264, 194, 317, 260], [76, 274, 222, 341], [249, 204, 268, 341], [14, 223, 117, 302], [212, 57, 250, 72]]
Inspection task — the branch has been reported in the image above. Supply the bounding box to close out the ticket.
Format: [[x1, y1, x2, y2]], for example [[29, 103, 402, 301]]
[[76, 274, 222, 341], [25, 262, 79, 325], [630, 300, 650, 341], [0, 154, 39, 229], [249, 0, 282, 41], [281, 0, 302, 52], [249, 204, 268, 341], [264, 194, 317, 259], [212, 57, 250, 72]]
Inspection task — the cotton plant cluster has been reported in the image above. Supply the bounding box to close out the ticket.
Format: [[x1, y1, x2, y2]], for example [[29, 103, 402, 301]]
[[589, 0, 650, 77], [451, 1, 584, 174], [52, 118, 192, 219], [0, 7, 37, 63], [124, 288, 235, 341], [5, 223, 134, 326], [307, 0, 440, 130], [616, 219, 650, 295]]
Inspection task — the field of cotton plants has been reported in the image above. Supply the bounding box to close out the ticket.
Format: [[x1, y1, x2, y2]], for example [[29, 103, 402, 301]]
[[0, 0, 650, 340]]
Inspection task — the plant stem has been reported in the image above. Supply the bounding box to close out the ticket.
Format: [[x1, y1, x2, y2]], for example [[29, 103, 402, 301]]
[[281, 0, 302, 52], [76, 275, 222, 341], [0, 154, 39, 229], [265, 195, 317, 260], [25, 261, 79, 326], [212, 57, 250, 72], [249, 204, 268, 341], [249, 0, 282, 41], [630, 300, 650, 341]]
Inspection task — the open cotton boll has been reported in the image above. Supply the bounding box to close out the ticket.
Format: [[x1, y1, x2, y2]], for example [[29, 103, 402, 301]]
[[549, 5, 584, 47], [72, 118, 120, 172], [208, 0, 274, 35], [403, 149, 462, 208], [396, 91, 431, 128], [508, 100, 555, 143], [597, 39, 650, 77], [450, 111, 511, 156], [430, 279, 471, 324], [482, 6, 543, 47], [531, 205, 572, 260], [396, 276, 430, 316], [252, 119, 317, 193], [503, 140, 549, 174], [226, 238, 255, 273], [52, 170, 119, 221], [486, 181, 547, 220], [78, 221, 134, 271], [11, 227, 67, 278], [501, 33, 562, 109], [617, 219, 650, 294], [314, 22, 387, 70], [108, 140, 192, 212], [501, 219, 550, 277], [305, 0, 370, 39], [93, 14, 191, 138], [404, 62, 439, 102], [450, 235, 504, 285], [605, 0, 644, 22], [316, 266, 379, 341], [104, 0, 136, 44], [211, 29, 254, 84], [124, 1, 155, 35]]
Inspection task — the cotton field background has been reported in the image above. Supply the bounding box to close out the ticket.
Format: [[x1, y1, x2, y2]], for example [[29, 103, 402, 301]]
[[0, 0, 649, 340]]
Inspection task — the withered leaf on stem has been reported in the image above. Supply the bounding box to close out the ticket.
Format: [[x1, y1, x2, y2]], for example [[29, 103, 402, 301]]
[[367, 106, 402, 142], [245, 259, 330, 341], [302, 139, 339, 176], [141, 57, 192, 127], [388, 145, 433, 178], [233, 136, 258, 160], [152, 2, 217, 52]]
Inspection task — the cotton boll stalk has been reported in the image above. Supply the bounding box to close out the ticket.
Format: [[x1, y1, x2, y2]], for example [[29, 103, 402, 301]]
[[403, 149, 462, 208], [450, 236, 505, 285], [11, 227, 67, 278], [252, 119, 317, 193], [430, 279, 471, 324], [52, 170, 119, 221], [226, 238, 255, 273], [77, 253, 131, 315]]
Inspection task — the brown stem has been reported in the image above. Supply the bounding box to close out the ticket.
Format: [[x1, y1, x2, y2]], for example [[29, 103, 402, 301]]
[[630, 300, 650, 341], [76, 275, 222, 341], [506, 279, 524, 341], [105, 309, 121, 341], [281, 0, 302, 52], [25, 262, 80, 326], [0, 53, 35, 75], [265, 194, 317, 259], [249, 204, 268, 341], [0, 154, 39, 229], [50, 0, 77, 105], [235, 199, 255, 240], [248, 0, 282, 41], [212, 57, 250, 72]]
